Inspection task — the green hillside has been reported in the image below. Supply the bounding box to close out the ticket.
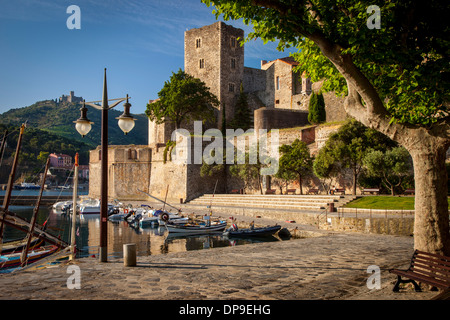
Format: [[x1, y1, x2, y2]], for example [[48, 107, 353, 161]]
[[0, 123, 93, 184], [0, 100, 148, 149]]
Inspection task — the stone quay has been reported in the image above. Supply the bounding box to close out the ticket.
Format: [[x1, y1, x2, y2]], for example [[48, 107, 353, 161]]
[[0, 207, 446, 304]]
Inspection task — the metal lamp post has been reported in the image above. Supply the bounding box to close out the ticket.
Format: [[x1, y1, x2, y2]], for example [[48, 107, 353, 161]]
[[74, 68, 135, 262]]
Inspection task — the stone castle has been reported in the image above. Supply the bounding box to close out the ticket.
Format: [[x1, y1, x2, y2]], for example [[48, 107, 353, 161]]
[[89, 22, 348, 202], [59, 91, 83, 103], [184, 22, 312, 124]]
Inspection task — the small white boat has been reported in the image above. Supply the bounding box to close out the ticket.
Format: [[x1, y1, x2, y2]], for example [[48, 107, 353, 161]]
[[138, 209, 180, 227], [158, 216, 189, 226], [157, 213, 188, 226], [77, 198, 115, 216], [78, 198, 101, 215], [52, 200, 73, 213]]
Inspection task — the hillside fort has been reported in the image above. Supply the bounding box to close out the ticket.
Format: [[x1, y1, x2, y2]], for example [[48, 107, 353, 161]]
[[89, 22, 347, 202], [59, 91, 83, 103]]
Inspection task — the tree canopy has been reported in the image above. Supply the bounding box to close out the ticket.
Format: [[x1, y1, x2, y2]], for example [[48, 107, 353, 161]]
[[278, 139, 313, 195], [146, 69, 219, 129], [314, 119, 396, 194], [363, 147, 412, 196]]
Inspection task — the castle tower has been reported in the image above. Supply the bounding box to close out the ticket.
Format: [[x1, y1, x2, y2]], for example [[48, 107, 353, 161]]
[[184, 21, 244, 127]]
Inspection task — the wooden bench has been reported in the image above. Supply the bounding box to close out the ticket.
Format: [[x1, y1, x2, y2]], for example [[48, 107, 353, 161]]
[[265, 189, 276, 195], [404, 189, 415, 195], [362, 188, 380, 195], [334, 188, 345, 195], [286, 189, 296, 195], [307, 188, 319, 195], [389, 250, 450, 292]]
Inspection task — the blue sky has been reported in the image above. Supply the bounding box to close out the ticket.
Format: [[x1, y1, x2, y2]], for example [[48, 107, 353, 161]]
[[0, 0, 297, 115]]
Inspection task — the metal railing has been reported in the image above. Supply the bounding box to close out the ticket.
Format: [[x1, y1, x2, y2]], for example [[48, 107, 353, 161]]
[[335, 207, 415, 219], [316, 207, 329, 227]]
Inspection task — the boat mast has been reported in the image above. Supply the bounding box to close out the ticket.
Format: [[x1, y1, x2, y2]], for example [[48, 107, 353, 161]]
[[20, 157, 50, 267], [0, 129, 8, 169], [209, 180, 218, 213], [137, 189, 180, 212], [0, 123, 26, 255], [162, 185, 169, 212], [206, 180, 218, 227]]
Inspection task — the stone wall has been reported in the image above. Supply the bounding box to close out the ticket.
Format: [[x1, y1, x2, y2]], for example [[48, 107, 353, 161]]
[[148, 117, 175, 146], [148, 159, 188, 203], [315, 123, 342, 150], [255, 58, 304, 110], [254, 107, 309, 132], [243, 67, 266, 93], [219, 23, 245, 123], [89, 145, 152, 200], [262, 59, 294, 109], [185, 21, 244, 124], [185, 22, 221, 106], [326, 216, 414, 236]]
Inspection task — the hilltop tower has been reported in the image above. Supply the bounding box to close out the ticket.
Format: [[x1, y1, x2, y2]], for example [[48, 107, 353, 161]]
[[184, 21, 244, 127], [59, 91, 83, 103]]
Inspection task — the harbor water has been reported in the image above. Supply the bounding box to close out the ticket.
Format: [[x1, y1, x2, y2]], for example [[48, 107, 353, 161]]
[[1, 190, 282, 260]]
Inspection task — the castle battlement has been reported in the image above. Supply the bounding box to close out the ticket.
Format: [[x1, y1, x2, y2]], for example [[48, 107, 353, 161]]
[[59, 91, 83, 103]]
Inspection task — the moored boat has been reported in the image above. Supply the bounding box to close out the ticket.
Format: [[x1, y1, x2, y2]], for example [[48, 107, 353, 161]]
[[0, 245, 60, 269], [2, 237, 43, 255], [166, 220, 227, 234], [78, 198, 101, 215], [223, 225, 281, 238], [76, 198, 115, 215], [14, 182, 41, 190], [52, 200, 73, 214]]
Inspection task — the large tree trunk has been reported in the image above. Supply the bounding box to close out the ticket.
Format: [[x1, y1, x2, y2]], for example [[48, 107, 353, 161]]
[[298, 175, 303, 195], [409, 141, 450, 256], [308, 29, 450, 255], [345, 96, 450, 255], [346, 101, 450, 255]]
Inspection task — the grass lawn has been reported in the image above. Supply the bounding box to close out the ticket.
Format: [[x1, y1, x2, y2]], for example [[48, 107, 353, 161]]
[[344, 196, 450, 210]]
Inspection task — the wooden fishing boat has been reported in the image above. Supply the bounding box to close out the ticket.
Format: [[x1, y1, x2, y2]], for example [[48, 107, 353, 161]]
[[138, 187, 225, 234], [166, 220, 227, 234], [2, 237, 43, 255], [0, 245, 60, 269], [223, 225, 282, 238]]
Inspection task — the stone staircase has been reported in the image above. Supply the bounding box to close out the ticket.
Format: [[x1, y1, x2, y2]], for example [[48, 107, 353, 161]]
[[187, 194, 357, 211]]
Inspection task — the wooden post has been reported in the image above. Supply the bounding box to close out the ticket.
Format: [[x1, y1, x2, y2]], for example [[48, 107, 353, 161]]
[[21, 157, 50, 266], [0, 123, 25, 255]]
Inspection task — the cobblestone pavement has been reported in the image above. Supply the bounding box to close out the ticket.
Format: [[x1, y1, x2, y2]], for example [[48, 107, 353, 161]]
[[0, 228, 442, 301]]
